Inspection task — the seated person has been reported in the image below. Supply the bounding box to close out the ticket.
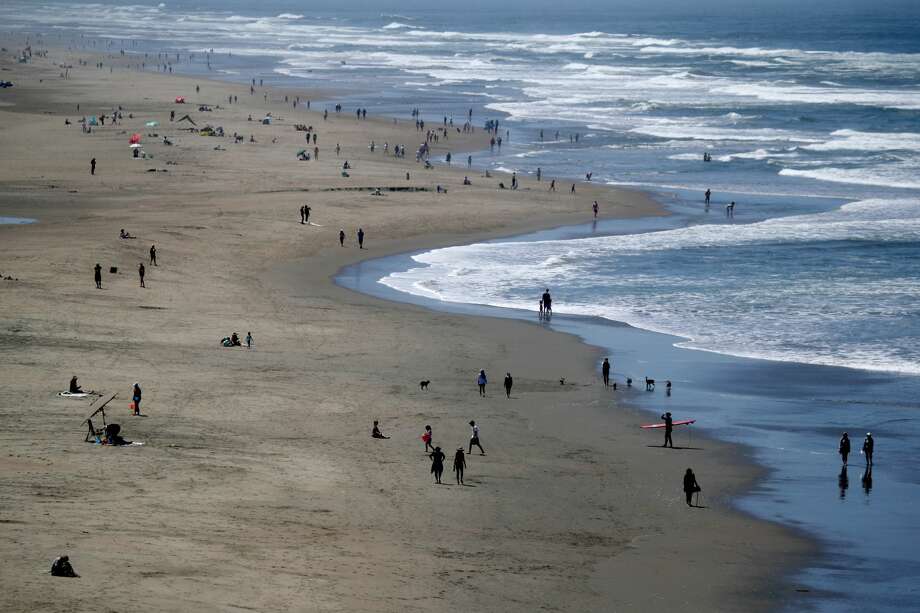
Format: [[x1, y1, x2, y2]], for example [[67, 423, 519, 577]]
[[372, 420, 389, 439], [463, 176, 471, 185], [498, 182, 506, 189], [50, 555, 79, 577], [104, 423, 128, 446], [230, 332, 241, 346], [343, 161, 351, 169], [69, 375, 83, 393]]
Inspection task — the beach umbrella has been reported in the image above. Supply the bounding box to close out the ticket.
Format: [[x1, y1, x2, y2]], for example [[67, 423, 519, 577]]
[[129, 133, 141, 144], [145, 120, 159, 127]]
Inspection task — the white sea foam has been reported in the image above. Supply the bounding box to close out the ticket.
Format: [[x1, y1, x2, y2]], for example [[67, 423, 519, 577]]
[[780, 163, 920, 189], [803, 129, 920, 152], [380, 198, 920, 374]]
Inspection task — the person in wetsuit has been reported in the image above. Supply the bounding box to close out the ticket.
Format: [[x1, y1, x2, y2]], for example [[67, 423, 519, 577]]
[[662, 412, 674, 448], [602, 358, 611, 388], [69, 376, 83, 393]]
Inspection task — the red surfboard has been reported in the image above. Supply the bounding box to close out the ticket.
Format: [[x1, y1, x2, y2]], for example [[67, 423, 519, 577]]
[[641, 419, 696, 429]]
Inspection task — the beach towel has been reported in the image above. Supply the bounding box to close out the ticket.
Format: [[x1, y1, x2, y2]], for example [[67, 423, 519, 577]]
[[58, 391, 91, 398]]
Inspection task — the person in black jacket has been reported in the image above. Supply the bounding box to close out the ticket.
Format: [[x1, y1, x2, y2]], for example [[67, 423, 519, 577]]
[[503, 373, 513, 398], [683, 468, 700, 506], [839, 432, 851, 466]]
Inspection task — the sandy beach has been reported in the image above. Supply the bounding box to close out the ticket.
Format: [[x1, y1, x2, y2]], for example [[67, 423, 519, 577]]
[[0, 38, 811, 612]]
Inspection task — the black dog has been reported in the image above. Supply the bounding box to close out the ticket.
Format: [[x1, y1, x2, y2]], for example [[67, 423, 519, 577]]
[[419, 380, 430, 391], [645, 377, 655, 391]]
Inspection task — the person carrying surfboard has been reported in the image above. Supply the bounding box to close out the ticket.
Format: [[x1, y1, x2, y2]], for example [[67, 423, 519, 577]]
[[661, 412, 674, 448]]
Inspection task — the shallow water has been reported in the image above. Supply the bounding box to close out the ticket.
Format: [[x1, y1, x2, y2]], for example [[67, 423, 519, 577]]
[[0, 217, 37, 224]]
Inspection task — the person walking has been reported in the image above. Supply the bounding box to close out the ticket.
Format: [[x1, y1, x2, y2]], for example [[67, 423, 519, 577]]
[[863, 433, 874, 466], [469, 420, 485, 455], [422, 425, 434, 453], [245, 331, 253, 348], [661, 412, 674, 448], [839, 432, 851, 466], [149, 245, 157, 266], [339, 229, 345, 247], [477, 370, 488, 397], [429, 446, 445, 484], [132, 382, 142, 415], [90, 158, 96, 175], [138, 262, 145, 288], [357, 228, 365, 249], [683, 468, 701, 506], [94, 263, 102, 289], [503, 372, 513, 398], [453, 448, 467, 484], [602, 358, 611, 388]]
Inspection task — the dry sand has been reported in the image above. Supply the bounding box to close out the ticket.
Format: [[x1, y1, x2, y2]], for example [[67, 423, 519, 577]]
[[0, 39, 812, 612]]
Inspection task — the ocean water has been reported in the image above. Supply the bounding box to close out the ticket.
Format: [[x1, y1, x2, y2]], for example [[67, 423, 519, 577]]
[[5, 1, 920, 609]]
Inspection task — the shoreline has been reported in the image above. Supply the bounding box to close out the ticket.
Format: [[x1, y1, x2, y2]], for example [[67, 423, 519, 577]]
[[2, 35, 813, 612], [326, 205, 824, 602]]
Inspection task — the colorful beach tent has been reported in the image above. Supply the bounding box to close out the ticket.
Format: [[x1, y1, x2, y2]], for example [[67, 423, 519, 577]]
[[129, 133, 141, 144]]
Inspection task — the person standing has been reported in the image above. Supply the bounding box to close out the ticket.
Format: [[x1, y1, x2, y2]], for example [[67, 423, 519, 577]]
[[245, 331, 253, 348], [863, 433, 874, 466], [541, 289, 552, 315], [469, 420, 485, 455], [149, 245, 157, 266], [304, 205, 311, 224], [357, 228, 365, 249], [132, 382, 142, 415], [429, 446, 445, 484], [423, 425, 434, 453], [839, 432, 851, 466], [704, 189, 711, 207], [453, 448, 467, 484], [593, 201, 599, 219], [339, 229, 345, 247], [477, 370, 487, 397], [94, 263, 102, 289], [683, 468, 700, 506], [300, 205, 305, 224], [138, 262, 145, 288], [602, 358, 611, 388], [503, 373, 513, 398], [661, 411, 674, 448], [90, 158, 96, 175]]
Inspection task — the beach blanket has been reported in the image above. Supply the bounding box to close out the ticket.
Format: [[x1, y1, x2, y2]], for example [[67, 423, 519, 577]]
[[58, 391, 91, 398]]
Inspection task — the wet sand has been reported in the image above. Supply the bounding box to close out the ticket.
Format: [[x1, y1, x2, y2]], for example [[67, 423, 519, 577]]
[[0, 38, 810, 612]]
